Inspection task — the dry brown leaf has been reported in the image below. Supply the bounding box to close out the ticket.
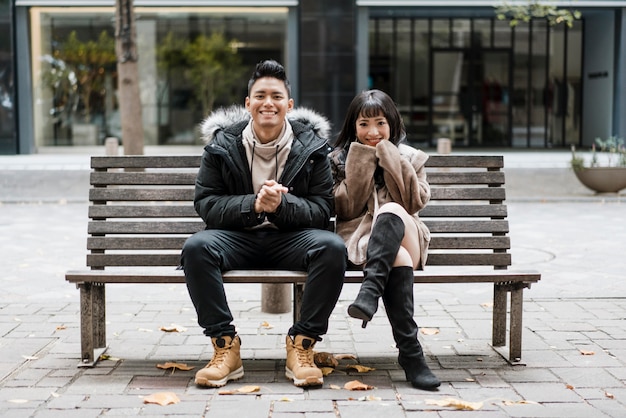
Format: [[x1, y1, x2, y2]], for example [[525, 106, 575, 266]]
[[420, 328, 440, 336], [580, 350, 595, 355], [314, 352, 339, 368], [425, 397, 483, 411], [566, 384, 575, 390], [344, 380, 374, 391], [605, 392, 614, 399], [55, 325, 67, 331], [160, 324, 187, 333], [346, 364, 376, 373], [320, 367, 334, 376], [156, 362, 194, 371], [329, 384, 342, 390], [480, 302, 493, 308], [502, 400, 539, 406], [143, 392, 180, 406], [218, 385, 260, 395], [334, 353, 357, 360], [260, 321, 274, 329]]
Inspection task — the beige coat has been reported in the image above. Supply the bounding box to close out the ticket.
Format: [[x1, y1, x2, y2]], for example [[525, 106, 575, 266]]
[[330, 141, 431, 267]]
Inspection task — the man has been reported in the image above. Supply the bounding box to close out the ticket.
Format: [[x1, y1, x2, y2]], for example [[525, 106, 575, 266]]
[[181, 60, 346, 388]]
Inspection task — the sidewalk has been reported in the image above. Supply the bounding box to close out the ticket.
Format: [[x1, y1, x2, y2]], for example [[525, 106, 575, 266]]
[[0, 148, 625, 417]]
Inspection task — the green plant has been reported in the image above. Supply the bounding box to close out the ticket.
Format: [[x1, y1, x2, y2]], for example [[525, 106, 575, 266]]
[[495, 1, 581, 28], [158, 32, 246, 116], [50, 30, 116, 123], [571, 136, 626, 169]]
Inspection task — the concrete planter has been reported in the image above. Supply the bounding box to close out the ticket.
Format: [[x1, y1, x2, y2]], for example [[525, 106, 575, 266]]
[[573, 167, 626, 193]]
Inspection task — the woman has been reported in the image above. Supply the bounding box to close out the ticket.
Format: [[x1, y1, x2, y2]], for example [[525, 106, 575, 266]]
[[330, 89, 440, 390]]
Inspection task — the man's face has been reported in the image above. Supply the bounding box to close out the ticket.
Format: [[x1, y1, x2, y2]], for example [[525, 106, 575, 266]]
[[246, 77, 294, 142]]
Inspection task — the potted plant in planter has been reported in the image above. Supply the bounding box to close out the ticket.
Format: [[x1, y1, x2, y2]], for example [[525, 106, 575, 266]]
[[570, 136, 626, 193]]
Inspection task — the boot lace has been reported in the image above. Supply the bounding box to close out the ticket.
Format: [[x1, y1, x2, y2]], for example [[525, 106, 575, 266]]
[[207, 345, 229, 368], [295, 345, 315, 368]]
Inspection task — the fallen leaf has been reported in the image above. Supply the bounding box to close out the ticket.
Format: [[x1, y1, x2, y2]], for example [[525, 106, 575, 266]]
[[344, 380, 374, 391], [357, 395, 382, 401], [156, 362, 194, 371], [320, 367, 334, 376], [425, 398, 483, 411], [160, 324, 187, 333], [143, 392, 180, 406], [218, 385, 260, 395], [420, 328, 440, 336], [480, 302, 493, 308], [465, 378, 475, 382], [99, 354, 120, 361], [346, 364, 375, 373], [55, 325, 67, 331], [314, 352, 339, 368], [329, 384, 342, 390], [260, 321, 274, 329], [566, 384, 575, 390], [334, 353, 357, 360], [278, 397, 293, 402], [502, 399, 539, 406], [21, 355, 38, 360], [605, 392, 614, 399], [580, 350, 595, 356]]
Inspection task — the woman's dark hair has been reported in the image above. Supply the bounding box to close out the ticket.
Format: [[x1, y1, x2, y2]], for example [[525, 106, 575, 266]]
[[334, 89, 406, 150], [247, 59, 292, 98]]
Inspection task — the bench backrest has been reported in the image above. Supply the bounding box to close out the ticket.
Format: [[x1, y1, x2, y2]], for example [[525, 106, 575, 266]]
[[86, 155, 510, 271]]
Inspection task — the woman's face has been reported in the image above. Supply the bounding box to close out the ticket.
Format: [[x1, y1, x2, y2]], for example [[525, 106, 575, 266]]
[[355, 111, 390, 147]]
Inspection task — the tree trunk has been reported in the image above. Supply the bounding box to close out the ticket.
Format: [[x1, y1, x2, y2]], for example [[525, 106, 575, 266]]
[[115, 0, 144, 155]]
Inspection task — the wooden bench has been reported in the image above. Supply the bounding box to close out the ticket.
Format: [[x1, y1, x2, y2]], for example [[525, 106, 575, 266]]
[[65, 154, 540, 366]]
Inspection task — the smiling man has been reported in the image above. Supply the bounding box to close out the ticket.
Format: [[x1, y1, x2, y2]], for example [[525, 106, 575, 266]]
[[181, 60, 346, 389]]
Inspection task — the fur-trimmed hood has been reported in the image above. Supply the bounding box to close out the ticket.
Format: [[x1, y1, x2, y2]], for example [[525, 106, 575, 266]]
[[200, 105, 331, 144]]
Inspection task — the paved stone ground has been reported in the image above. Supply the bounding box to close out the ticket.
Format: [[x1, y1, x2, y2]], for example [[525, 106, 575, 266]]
[[0, 147, 625, 417]]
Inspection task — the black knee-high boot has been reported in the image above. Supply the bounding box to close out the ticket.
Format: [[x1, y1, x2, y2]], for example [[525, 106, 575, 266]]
[[348, 212, 405, 328], [383, 266, 441, 390]]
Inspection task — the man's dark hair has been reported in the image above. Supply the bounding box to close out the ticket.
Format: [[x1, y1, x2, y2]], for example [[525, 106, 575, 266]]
[[247, 59, 291, 98]]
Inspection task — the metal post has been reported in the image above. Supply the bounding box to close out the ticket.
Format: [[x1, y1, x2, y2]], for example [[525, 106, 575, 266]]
[[105, 137, 119, 155], [261, 283, 291, 314]]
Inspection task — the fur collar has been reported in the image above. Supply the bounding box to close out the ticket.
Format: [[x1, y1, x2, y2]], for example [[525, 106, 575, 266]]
[[200, 105, 331, 144]]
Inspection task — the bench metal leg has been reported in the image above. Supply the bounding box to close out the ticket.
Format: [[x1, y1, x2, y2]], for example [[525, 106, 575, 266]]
[[492, 284, 507, 347], [78, 282, 108, 367], [293, 283, 304, 324], [509, 286, 524, 362]]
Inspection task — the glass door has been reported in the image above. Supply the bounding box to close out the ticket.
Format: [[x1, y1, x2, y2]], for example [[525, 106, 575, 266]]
[[431, 48, 511, 146]]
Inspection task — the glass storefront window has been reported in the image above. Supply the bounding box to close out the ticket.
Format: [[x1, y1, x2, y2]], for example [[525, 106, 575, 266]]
[[0, 0, 16, 154], [30, 6, 287, 147]]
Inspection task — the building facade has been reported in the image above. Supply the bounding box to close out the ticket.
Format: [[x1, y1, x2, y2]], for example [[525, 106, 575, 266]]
[[2, 0, 626, 154]]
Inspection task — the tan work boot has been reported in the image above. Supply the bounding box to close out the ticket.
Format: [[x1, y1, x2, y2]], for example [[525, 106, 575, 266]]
[[285, 335, 323, 387], [195, 335, 244, 387]]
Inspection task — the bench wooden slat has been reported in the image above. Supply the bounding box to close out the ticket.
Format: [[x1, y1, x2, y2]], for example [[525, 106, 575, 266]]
[[426, 253, 511, 266], [87, 237, 188, 250], [87, 254, 181, 267], [90, 188, 194, 202], [430, 187, 505, 200], [92, 155, 201, 169], [424, 220, 509, 233], [89, 205, 198, 219], [419, 204, 507, 217], [91, 172, 197, 186], [88, 221, 204, 235], [429, 236, 510, 249], [427, 171, 505, 185], [66, 268, 539, 285], [424, 155, 503, 168], [86, 236, 509, 252]]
